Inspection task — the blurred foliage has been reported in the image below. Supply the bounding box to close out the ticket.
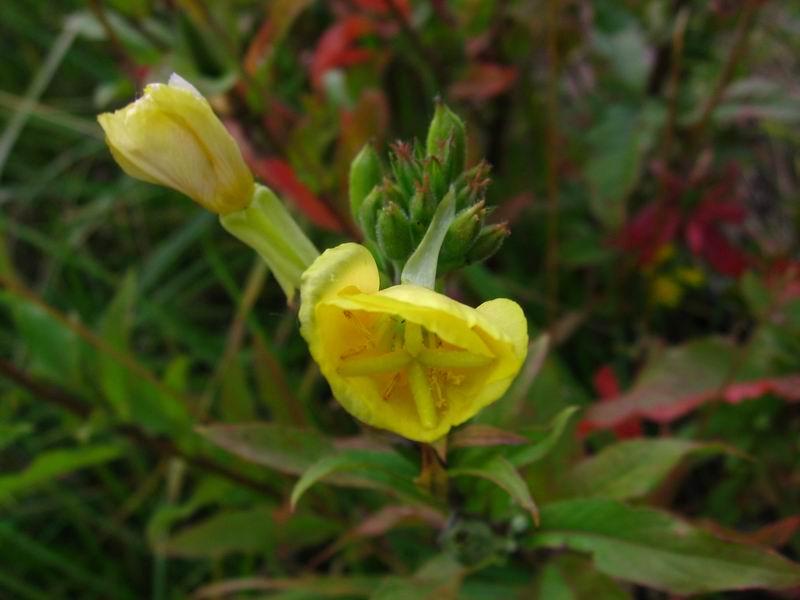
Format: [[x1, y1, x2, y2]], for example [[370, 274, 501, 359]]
[[1, 0, 800, 598]]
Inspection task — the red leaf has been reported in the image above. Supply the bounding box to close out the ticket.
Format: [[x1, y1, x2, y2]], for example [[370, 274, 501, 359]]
[[581, 338, 800, 432], [618, 201, 681, 265], [584, 365, 642, 439], [351, 0, 411, 15], [310, 16, 375, 90], [449, 63, 518, 102]]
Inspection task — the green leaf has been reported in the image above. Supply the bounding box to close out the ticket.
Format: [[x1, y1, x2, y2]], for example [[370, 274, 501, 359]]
[[534, 555, 631, 600], [196, 423, 333, 476], [528, 499, 800, 595], [565, 438, 730, 500], [97, 270, 137, 419], [162, 505, 338, 558], [291, 449, 429, 508], [401, 187, 456, 289], [505, 406, 579, 468], [449, 454, 539, 524], [371, 554, 463, 600], [585, 105, 662, 230], [2, 291, 83, 385], [0, 444, 122, 504]]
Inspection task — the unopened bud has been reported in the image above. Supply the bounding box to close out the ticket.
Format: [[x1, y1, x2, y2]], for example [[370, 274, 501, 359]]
[[426, 99, 466, 183], [349, 143, 382, 222], [377, 201, 413, 261], [358, 186, 383, 242], [440, 201, 485, 264], [389, 141, 422, 197], [467, 223, 510, 264]]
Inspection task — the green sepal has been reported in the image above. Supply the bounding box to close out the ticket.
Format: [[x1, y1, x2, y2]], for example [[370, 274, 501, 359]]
[[220, 185, 320, 304]]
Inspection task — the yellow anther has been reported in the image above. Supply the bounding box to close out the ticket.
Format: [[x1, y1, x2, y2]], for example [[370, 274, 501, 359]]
[[338, 350, 411, 376], [408, 362, 438, 430], [417, 349, 493, 369]]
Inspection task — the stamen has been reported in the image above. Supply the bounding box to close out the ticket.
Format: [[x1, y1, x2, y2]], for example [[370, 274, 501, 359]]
[[339, 350, 411, 376], [404, 322, 424, 356], [408, 362, 438, 429], [417, 349, 493, 369], [382, 372, 401, 400]]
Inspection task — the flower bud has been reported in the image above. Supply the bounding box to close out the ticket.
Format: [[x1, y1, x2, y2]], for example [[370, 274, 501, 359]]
[[358, 186, 383, 242], [389, 141, 422, 198], [467, 223, 510, 264], [440, 201, 485, 266], [98, 74, 254, 215], [348, 143, 382, 223], [376, 201, 413, 261], [426, 99, 466, 183]]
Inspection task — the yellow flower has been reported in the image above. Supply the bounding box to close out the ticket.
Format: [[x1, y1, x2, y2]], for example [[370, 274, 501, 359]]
[[97, 74, 254, 215], [299, 243, 528, 442]]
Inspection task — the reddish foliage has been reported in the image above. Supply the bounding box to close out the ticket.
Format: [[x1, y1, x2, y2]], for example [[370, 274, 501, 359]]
[[618, 163, 749, 277], [581, 374, 800, 434], [350, 0, 411, 15], [579, 365, 642, 439], [310, 15, 376, 90], [226, 120, 344, 232], [449, 63, 518, 102]]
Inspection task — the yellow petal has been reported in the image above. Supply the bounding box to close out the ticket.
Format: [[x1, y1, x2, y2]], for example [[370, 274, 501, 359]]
[[97, 75, 253, 214], [298, 243, 529, 443]]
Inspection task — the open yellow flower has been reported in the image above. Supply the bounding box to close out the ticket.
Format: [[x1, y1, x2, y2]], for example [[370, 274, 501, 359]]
[[98, 73, 253, 215], [299, 243, 528, 442]]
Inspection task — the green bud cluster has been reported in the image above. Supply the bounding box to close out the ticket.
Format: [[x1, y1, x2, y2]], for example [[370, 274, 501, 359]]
[[348, 100, 509, 275]]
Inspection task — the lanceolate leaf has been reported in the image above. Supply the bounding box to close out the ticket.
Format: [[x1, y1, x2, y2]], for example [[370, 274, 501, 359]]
[[290, 449, 434, 509], [197, 423, 333, 476], [505, 406, 580, 468], [565, 438, 731, 501], [528, 499, 800, 595], [449, 454, 539, 524]]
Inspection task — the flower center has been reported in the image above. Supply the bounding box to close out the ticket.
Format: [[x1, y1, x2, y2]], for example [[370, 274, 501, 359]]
[[336, 313, 494, 430]]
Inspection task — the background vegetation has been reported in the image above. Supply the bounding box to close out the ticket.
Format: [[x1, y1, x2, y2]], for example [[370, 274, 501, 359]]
[[1, 0, 799, 598]]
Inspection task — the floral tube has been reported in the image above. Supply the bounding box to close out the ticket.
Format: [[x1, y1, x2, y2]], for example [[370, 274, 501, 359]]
[[299, 243, 528, 442]]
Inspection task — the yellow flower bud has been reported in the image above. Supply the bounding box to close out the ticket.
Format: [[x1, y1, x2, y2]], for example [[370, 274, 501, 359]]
[[97, 74, 254, 214], [299, 243, 528, 442]]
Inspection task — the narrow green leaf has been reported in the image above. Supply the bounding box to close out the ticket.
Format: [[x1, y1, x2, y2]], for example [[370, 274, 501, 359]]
[[565, 438, 731, 500], [506, 406, 580, 468], [401, 187, 456, 289], [196, 423, 333, 476], [290, 449, 426, 509], [449, 454, 539, 524], [162, 506, 338, 558], [528, 499, 800, 595], [0, 444, 122, 504]]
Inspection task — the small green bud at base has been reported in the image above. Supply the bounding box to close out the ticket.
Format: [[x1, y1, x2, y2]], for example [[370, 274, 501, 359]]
[[349, 144, 382, 223], [377, 201, 414, 261]]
